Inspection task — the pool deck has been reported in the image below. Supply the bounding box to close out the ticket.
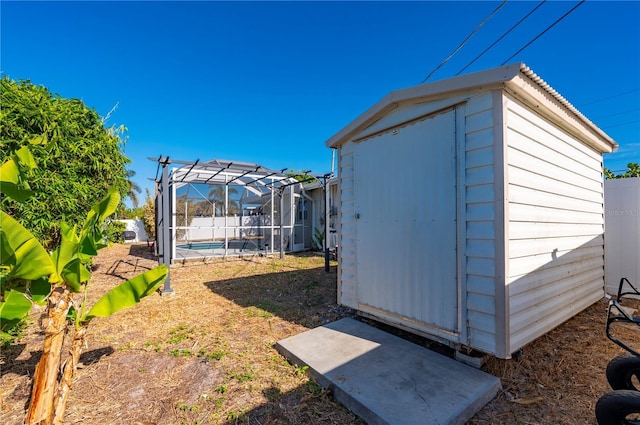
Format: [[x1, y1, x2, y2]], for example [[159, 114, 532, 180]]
[[174, 239, 282, 261]]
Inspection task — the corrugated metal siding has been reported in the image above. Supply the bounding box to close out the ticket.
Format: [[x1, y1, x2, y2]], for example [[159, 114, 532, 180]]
[[505, 96, 605, 353], [604, 177, 640, 295], [338, 143, 357, 308], [352, 111, 459, 333], [464, 92, 498, 354]]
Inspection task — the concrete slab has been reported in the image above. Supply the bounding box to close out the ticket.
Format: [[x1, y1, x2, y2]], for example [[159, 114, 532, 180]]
[[276, 318, 501, 425]]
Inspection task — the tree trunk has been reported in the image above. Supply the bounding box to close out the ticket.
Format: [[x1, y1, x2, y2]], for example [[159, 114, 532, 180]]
[[52, 325, 87, 425], [24, 286, 72, 425]]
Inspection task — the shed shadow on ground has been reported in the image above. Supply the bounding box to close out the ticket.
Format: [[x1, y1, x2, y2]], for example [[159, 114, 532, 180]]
[[202, 259, 352, 329]]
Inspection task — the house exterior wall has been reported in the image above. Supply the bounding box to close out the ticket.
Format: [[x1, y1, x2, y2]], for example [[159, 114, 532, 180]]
[[305, 180, 339, 250], [504, 95, 605, 354], [604, 177, 640, 295]]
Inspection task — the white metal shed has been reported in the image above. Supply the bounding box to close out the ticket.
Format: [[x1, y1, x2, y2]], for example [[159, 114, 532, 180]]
[[326, 63, 618, 359]]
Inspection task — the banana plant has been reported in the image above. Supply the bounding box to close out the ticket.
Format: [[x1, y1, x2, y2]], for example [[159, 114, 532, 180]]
[[1, 144, 168, 425]]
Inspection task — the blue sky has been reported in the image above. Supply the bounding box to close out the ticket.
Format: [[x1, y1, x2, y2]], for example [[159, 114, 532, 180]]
[[2, 1, 639, 206]]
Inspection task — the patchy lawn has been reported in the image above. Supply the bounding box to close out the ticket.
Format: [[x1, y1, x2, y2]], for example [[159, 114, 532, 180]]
[[0, 243, 632, 424]]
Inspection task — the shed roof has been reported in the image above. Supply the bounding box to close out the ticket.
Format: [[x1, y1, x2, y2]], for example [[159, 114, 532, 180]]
[[326, 63, 618, 154]]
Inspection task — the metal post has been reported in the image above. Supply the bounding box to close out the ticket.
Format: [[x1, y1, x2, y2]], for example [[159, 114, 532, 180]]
[[270, 179, 274, 254], [279, 188, 284, 259], [160, 159, 174, 294], [224, 179, 228, 257], [324, 176, 330, 272]]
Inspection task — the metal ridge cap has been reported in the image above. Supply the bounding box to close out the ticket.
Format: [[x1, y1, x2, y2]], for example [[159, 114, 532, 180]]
[[517, 63, 618, 149]]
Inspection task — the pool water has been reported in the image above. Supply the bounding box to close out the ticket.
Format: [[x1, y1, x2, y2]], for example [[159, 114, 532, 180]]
[[176, 242, 225, 250]]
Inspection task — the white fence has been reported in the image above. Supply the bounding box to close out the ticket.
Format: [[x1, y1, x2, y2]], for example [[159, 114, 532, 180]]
[[604, 177, 640, 295], [118, 219, 149, 243], [179, 215, 275, 242]]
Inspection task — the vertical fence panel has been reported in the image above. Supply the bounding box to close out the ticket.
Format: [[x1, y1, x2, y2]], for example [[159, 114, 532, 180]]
[[605, 177, 640, 294]]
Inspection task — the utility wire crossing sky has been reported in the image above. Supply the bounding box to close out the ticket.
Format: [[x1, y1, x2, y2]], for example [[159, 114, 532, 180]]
[[2, 1, 638, 204]]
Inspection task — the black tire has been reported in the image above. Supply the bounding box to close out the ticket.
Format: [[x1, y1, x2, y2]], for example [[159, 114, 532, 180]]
[[607, 354, 640, 391], [596, 390, 640, 425]]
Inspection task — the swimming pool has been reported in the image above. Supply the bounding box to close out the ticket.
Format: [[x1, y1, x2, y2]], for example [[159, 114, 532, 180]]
[[176, 241, 225, 250]]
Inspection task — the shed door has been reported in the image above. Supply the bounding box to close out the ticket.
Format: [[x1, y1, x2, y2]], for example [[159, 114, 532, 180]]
[[354, 110, 458, 333]]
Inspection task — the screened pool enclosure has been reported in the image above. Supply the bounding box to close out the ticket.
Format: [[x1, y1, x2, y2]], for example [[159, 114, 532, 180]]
[[151, 157, 325, 266]]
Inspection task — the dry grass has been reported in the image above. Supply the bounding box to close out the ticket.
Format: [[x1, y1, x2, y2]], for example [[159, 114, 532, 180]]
[[0, 243, 635, 424]]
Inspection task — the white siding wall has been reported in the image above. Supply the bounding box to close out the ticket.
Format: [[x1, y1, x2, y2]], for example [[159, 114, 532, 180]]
[[505, 96, 605, 354], [604, 177, 640, 295], [464, 92, 499, 354]]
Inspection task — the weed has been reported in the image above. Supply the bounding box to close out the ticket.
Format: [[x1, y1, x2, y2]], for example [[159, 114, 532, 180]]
[[176, 402, 198, 412], [245, 306, 273, 318], [305, 380, 323, 394], [144, 341, 162, 352], [231, 371, 255, 382], [263, 387, 282, 402], [213, 397, 225, 409], [169, 348, 194, 357], [227, 410, 247, 421], [198, 348, 226, 361], [169, 325, 192, 344], [255, 300, 283, 313], [230, 365, 255, 383], [0, 317, 29, 347], [214, 385, 228, 394], [305, 281, 320, 291], [294, 364, 309, 377]]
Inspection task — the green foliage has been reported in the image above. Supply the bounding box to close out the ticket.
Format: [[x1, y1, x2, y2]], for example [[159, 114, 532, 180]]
[[1, 210, 56, 282], [0, 150, 168, 343], [311, 226, 325, 251], [208, 185, 239, 216], [104, 220, 127, 244], [285, 169, 316, 185], [168, 324, 191, 344], [604, 163, 640, 179], [85, 264, 168, 321], [0, 77, 130, 249], [1, 100, 168, 422], [0, 314, 28, 347], [125, 169, 142, 209], [141, 189, 156, 240], [169, 348, 195, 357], [294, 364, 309, 377], [125, 206, 145, 219]]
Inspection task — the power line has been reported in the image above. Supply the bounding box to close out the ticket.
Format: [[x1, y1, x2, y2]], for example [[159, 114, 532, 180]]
[[577, 88, 640, 107], [420, 0, 508, 84], [456, 0, 547, 76], [501, 0, 586, 66], [602, 120, 640, 130], [590, 107, 640, 120]]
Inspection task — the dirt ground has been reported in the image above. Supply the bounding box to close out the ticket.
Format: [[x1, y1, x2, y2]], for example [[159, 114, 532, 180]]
[[0, 243, 635, 424]]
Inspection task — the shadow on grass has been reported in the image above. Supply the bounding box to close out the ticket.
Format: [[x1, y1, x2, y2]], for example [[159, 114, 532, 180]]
[[1, 345, 116, 380], [203, 261, 353, 329], [220, 382, 365, 425], [0, 344, 38, 378], [169, 378, 364, 425], [127, 243, 156, 260]]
